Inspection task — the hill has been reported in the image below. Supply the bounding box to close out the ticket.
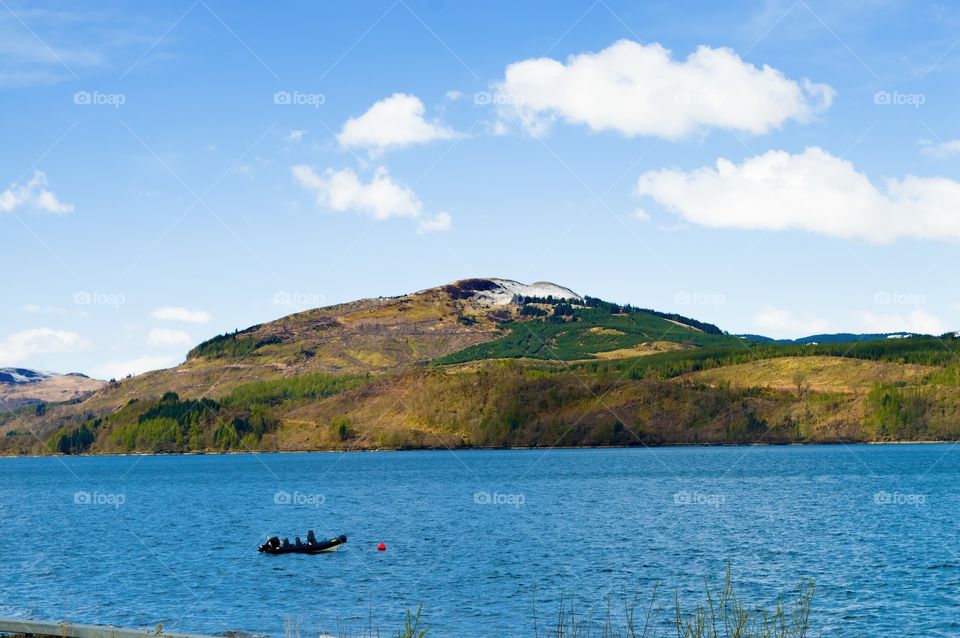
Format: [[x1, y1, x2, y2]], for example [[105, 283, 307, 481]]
[[0, 368, 104, 413], [2, 278, 959, 455], [739, 332, 919, 344]]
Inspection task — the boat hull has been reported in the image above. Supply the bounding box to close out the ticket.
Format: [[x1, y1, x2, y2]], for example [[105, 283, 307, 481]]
[[258, 534, 347, 555]]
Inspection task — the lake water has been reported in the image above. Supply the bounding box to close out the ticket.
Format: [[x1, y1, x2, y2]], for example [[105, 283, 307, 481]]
[[1, 446, 959, 637]]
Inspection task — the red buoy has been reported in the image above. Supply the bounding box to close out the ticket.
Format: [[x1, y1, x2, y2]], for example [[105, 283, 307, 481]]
[[377, 542, 386, 551]]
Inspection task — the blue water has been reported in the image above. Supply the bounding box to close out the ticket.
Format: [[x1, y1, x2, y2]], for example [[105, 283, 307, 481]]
[[1, 446, 959, 637]]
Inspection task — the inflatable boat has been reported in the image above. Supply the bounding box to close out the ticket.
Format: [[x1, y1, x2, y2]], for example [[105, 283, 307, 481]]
[[258, 531, 347, 555]]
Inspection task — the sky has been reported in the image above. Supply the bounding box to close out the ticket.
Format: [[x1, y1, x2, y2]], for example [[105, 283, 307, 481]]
[[3, 0, 960, 378]]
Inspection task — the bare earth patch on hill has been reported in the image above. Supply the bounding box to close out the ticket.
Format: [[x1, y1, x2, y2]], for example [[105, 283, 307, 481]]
[[592, 341, 692, 359]]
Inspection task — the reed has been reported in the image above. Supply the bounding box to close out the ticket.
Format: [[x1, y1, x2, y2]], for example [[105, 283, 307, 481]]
[[536, 566, 816, 638], [334, 568, 817, 638]]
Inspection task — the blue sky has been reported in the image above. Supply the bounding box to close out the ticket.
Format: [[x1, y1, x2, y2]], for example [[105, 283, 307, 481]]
[[3, 0, 960, 377]]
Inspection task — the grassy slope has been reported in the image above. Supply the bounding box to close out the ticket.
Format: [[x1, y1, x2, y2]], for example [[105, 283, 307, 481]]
[[200, 363, 957, 450], [687, 356, 935, 393], [270, 353, 960, 448], [434, 306, 739, 364], [16, 350, 958, 455], [184, 289, 504, 374]]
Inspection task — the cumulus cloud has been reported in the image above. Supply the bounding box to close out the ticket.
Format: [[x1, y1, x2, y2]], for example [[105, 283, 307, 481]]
[[753, 307, 831, 339], [636, 146, 960, 243], [0, 170, 73, 214], [494, 39, 833, 139], [417, 211, 452, 234], [90, 355, 178, 380], [0, 328, 91, 365], [292, 165, 419, 219], [337, 93, 458, 155], [919, 138, 960, 159], [292, 165, 452, 232], [146, 328, 192, 348], [150, 306, 211, 323]]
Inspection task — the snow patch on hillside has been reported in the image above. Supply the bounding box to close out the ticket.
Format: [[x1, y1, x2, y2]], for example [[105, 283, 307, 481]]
[[474, 279, 583, 306], [0, 368, 55, 385]]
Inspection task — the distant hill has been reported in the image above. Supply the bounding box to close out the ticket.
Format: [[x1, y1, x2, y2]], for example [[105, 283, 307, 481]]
[[2, 278, 959, 455], [738, 332, 919, 345], [0, 367, 55, 387], [0, 368, 104, 413]]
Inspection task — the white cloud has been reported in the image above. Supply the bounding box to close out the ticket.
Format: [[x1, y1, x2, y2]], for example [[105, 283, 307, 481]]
[[417, 211, 452, 234], [337, 93, 458, 155], [0, 328, 91, 365], [631, 207, 651, 221], [0, 14, 102, 87], [854, 309, 950, 335], [150, 306, 211, 323], [0, 170, 73, 214], [494, 39, 833, 139], [292, 165, 420, 220], [753, 307, 831, 339], [636, 146, 960, 243], [89, 355, 178, 380], [487, 120, 508, 136], [146, 328, 192, 348], [22, 304, 66, 315], [292, 165, 453, 235], [286, 129, 307, 143], [919, 138, 960, 159], [445, 90, 463, 102], [22, 304, 87, 318]]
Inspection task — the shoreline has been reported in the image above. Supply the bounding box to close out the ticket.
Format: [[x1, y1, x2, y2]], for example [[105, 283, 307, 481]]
[[0, 438, 955, 459]]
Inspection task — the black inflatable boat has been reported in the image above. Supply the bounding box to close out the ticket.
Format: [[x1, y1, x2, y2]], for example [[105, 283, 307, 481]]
[[258, 531, 347, 555]]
